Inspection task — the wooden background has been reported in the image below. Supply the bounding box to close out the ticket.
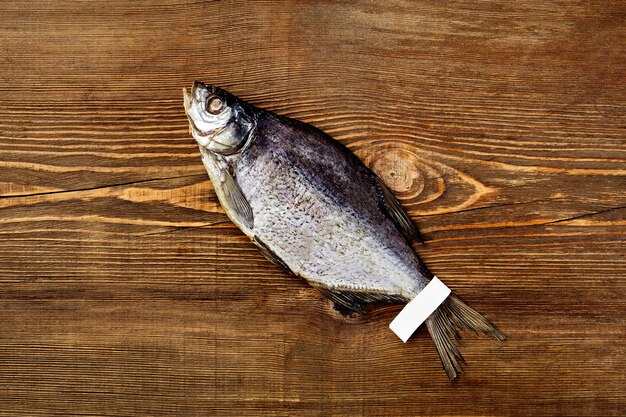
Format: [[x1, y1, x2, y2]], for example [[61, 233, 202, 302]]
[[1, 1, 625, 415]]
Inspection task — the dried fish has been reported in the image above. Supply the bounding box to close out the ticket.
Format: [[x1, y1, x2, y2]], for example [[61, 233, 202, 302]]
[[183, 81, 505, 379]]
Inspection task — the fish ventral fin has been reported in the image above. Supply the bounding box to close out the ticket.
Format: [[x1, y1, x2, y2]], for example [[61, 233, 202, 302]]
[[425, 293, 506, 380], [222, 170, 254, 229], [375, 176, 424, 244], [312, 285, 406, 315], [252, 236, 293, 274]]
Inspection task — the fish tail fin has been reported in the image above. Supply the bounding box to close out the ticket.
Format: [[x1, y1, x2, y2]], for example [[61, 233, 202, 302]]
[[425, 293, 506, 380]]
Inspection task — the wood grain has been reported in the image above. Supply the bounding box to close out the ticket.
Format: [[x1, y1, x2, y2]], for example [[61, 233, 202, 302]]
[[1, 0, 625, 415]]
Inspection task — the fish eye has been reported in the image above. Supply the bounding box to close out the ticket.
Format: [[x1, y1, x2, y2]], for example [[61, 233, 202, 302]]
[[206, 96, 224, 115]]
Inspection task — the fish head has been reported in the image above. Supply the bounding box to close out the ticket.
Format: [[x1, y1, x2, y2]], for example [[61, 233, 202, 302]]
[[183, 81, 256, 155]]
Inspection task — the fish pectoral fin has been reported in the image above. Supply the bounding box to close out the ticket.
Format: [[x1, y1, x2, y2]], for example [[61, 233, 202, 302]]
[[312, 285, 405, 315], [376, 176, 424, 244], [252, 236, 293, 274], [222, 170, 254, 229]]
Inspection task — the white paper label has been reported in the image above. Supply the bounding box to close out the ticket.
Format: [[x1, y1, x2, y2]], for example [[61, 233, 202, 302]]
[[389, 276, 451, 343]]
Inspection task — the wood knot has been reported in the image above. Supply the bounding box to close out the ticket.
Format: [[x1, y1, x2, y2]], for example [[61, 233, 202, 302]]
[[368, 150, 424, 196], [359, 143, 494, 215]]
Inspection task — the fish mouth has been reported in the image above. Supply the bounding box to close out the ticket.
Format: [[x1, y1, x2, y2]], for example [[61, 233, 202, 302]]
[[183, 80, 209, 111], [182, 82, 210, 138], [182, 86, 192, 112]]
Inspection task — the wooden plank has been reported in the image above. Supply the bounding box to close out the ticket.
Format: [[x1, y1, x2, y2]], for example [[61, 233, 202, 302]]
[[0, 0, 624, 415]]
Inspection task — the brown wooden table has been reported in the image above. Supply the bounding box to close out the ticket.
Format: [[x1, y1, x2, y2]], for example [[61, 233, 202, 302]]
[[1, 1, 625, 415]]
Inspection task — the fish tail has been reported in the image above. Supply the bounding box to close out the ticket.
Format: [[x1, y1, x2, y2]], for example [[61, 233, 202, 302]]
[[425, 294, 506, 380]]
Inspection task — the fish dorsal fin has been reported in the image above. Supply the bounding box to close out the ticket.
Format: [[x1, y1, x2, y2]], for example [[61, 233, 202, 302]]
[[312, 284, 406, 315], [222, 169, 254, 229], [376, 176, 424, 243], [252, 236, 292, 274]]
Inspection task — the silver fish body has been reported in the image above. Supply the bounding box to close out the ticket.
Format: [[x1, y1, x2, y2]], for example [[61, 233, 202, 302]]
[[183, 81, 505, 379], [236, 112, 429, 300]]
